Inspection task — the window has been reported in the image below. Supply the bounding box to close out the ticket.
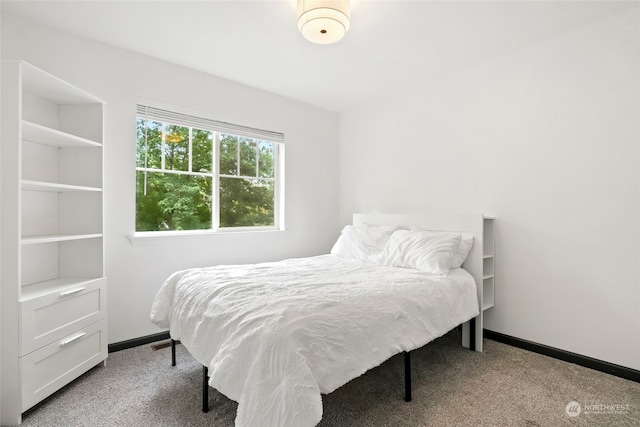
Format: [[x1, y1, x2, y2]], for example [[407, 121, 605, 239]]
[[136, 105, 283, 232]]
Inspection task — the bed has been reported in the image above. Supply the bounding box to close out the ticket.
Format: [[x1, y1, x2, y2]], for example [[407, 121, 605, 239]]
[[150, 213, 490, 427]]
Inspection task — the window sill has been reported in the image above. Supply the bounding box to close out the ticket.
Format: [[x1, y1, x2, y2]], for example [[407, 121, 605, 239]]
[[127, 228, 287, 246]]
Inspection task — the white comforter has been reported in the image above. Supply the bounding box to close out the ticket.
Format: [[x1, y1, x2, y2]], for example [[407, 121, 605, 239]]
[[150, 255, 479, 427]]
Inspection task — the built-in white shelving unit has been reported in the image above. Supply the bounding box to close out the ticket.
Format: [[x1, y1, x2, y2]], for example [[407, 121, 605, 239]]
[[482, 217, 495, 311], [1, 61, 107, 425]]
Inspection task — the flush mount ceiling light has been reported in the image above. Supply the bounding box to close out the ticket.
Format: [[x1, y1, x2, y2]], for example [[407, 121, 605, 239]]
[[297, 0, 350, 44]]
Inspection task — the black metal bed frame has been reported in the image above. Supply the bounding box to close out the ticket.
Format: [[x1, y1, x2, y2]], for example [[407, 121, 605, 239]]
[[169, 317, 476, 413]]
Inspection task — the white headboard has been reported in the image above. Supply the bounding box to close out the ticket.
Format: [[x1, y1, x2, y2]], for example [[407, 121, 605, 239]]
[[352, 213, 490, 352]]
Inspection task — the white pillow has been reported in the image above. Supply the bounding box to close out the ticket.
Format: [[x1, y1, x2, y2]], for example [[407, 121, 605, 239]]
[[330, 224, 399, 263], [382, 229, 461, 274], [410, 227, 474, 268], [451, 233, 474, 268]]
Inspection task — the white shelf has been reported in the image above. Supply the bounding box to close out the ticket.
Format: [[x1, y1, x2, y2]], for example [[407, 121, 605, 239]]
[[22, 120, 101, 148], [20, 277, 103, 302], [21, 233, 102, 245], [22, 180, 102, 193]]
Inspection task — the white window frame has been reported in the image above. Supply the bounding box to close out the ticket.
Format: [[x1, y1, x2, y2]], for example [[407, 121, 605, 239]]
[[135, 103, 284, 236]]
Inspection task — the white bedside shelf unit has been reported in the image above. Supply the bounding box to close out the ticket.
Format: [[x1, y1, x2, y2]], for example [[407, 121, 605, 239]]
[[482, 217, 495, 310]]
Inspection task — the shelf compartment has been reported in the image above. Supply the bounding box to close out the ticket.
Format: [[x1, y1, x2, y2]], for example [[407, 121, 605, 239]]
[[22, 120, 101, 148], [22, 190, 102, 238], [483, 217, 494, 256], [21, 239, 103, 287], [22, 180, 102, 193], [21, 61, 104, 106], [482, 276, 495, 310], [22, 139, 102, 189], [483, 257, 494, 277]]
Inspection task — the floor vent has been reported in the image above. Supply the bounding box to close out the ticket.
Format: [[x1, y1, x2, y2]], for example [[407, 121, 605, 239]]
[[151, 340, 180, 351]]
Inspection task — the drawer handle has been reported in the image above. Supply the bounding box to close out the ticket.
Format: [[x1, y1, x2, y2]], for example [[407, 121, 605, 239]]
[[60, 332, 86, 347], [59, 287, 86, 297]]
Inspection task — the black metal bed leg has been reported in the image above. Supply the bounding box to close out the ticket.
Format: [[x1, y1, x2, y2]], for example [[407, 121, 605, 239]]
[[202, 366, 209, 413], [171, 339, 177, 367], [470, 317, 476, 352], [404, 351, 412, 402]]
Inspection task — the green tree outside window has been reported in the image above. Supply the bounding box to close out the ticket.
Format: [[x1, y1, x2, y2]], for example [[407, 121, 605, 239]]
[[136, 118, 278, 231]]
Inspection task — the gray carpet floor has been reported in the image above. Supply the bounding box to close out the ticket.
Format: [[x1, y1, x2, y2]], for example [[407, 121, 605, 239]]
[[19, 330, 640, 426]]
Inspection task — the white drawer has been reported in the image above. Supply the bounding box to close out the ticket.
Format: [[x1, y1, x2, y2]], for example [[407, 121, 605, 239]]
[[20, 278, 106, 355], [21, 319, 107, 412]]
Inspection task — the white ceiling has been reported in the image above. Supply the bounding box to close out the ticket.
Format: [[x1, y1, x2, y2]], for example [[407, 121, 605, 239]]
[[3, 1, 637, 113]]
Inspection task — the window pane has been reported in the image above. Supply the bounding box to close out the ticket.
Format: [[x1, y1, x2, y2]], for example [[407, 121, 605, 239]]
[[220, 134, 238, 175], [258, 141, 274, 178], [136, 171, 212, 231], [137, 119, 162, 169], [239, 138, 257, 177], [136, 118, 146, 168], [164, 124, 189, 171], [219, 178, 274, 227], [192, 128, 213, 173]]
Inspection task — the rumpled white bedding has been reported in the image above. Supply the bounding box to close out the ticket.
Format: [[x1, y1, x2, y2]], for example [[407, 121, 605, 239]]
[[150, 254, 479, 427]]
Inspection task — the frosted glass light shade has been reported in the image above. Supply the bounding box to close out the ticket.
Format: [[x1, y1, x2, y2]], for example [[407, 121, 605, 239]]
[[297, 0, 350, 44]]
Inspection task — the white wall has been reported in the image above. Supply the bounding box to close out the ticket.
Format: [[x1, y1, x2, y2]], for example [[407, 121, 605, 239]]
[[1, 14, 340, 343], [340, 8, 640, 370]]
